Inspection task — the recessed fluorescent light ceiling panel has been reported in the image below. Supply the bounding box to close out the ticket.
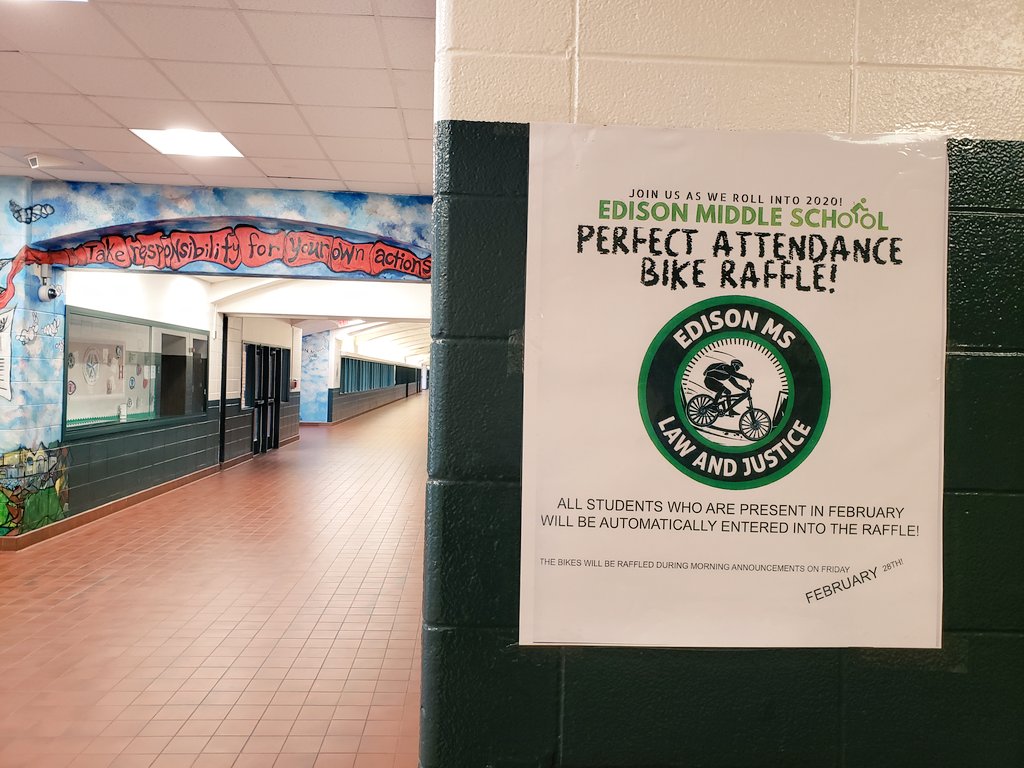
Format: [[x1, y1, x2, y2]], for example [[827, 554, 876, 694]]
[[130, 129, 242, 158]]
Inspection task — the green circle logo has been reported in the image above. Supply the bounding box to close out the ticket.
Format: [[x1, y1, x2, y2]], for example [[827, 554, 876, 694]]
[[638, 296, 829, 489]]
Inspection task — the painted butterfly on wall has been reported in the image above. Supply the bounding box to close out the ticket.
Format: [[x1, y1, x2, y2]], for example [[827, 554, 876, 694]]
[[9, 200, 55, 224]]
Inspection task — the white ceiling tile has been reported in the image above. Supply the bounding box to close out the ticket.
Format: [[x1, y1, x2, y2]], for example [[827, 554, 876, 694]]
[[347, 181, 421, 195], [192, 174, 276, 188], [85, 151, 184, 174], [45, 169, 128, 183], [0, 4, 139, 57], [199, 102, 308, 134], [157, 62, 289, 104], [0, 107, 22, 123], [0, 53, 75, 94], [103, 6, 264, 64], [381, 17, 435, 69], [236, 0, 371, 11], [0, 124, 69, 149], [118, 172, 201, 186], [402, 108, 433, 139], [244, 13, 386, 68], [417, 181, 432, 195], [375, 0, 435, 18], [0, 153, 26, 168], [393, 69, 433, 109], [225, 133, 324, 159], [334, 160, 413, 183], [270, 177, 348, 191], [32, 54, 182, 99], [318, 136, 409, 162], [406, 138, 432, 164], [251, 158, 339, 179], [89, 97, 212, 130], [9, 167, 55, 180], [277, 67, 395, 107], [37, 125, 150, 153], [301, 106, 404, 138], [412, 163, 432, 183], [1, 94, 118, 127], [171, 156, 264, 177]]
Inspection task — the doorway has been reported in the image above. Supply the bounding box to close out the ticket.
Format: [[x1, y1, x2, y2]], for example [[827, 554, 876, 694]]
[[245, 344, 280, 455]]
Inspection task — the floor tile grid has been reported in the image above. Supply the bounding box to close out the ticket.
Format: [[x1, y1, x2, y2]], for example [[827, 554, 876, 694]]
[[0, 394, 426, 768]]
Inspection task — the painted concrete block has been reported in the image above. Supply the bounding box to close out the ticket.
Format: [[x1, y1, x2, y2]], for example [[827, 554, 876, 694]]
[[580, 0, 855, 63], [421, 626, 559, 768], [431, 194, 526, 339], [561, 646, 841, 767], [858, 0, 1024, 69], [434, 120, 529, 198], [947, 213, 1024, 350], [944, 493, 1024, 632], [577, 59, 851, 133], [856, 68, 1024, 139], [427, 338, 523, 481], [844, 634, 1024, 767], [424, 479, 521, 628]]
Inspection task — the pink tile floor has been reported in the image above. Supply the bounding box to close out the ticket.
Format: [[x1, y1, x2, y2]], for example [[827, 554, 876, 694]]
[[0, 394, 427, 768]]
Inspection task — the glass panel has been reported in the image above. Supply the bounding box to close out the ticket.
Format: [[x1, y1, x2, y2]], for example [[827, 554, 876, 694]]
[[158, 332, 188, 417], [66, 314, 155, 428], [189, 336, 208, 414], [65, 311, 208, 431]]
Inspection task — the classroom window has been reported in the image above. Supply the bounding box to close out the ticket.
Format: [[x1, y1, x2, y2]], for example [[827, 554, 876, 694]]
[[65, 311, 208, 430]]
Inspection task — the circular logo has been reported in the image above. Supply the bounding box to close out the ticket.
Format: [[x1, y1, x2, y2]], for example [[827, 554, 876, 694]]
[[639, 296, 829, 489]]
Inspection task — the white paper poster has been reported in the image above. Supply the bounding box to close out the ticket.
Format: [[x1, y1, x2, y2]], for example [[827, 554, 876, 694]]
[[521, 124, 947, 648]]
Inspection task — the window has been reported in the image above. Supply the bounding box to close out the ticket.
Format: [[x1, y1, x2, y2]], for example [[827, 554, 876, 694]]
[[338, 357, 418, 393], [65, 310, 208, 431]]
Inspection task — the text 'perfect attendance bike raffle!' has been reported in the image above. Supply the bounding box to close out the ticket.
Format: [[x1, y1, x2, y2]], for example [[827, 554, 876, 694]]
[[520, 124, 947, 649]]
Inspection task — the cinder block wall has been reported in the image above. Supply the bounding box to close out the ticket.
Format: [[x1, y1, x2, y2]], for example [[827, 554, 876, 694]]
[[425, 1, 1024, 765], [425, 124, 1024, 767]]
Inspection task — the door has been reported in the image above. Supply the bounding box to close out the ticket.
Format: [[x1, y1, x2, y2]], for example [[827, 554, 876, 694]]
[[250, 344, 281, 455]]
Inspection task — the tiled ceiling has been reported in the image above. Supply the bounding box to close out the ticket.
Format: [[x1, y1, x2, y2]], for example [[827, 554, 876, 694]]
[[0, 0, 435, 195]]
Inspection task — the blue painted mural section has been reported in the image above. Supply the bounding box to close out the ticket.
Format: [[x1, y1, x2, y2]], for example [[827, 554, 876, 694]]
[[2, 177, 70, 534], [30, 180, 431, 252], [299, 331, 332, 423]]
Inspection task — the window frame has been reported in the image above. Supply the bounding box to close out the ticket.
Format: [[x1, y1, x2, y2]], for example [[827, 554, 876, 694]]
[[63, 307, 210, 441]]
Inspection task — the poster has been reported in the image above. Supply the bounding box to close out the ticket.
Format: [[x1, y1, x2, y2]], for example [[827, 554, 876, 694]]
[[520, 124, 947, 648]]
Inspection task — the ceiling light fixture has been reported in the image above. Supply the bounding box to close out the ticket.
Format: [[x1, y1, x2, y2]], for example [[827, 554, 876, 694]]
[[130, 128, 242, 158]]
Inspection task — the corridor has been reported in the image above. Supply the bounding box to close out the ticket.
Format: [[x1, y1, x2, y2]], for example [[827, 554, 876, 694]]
[[0, 395, 426, 768]]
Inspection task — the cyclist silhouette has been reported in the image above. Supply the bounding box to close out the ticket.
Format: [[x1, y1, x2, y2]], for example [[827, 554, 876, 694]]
[[703, 359, 752, 414]]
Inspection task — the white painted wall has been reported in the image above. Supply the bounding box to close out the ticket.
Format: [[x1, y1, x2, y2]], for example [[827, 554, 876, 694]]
[[435, 0, 1024, 138], [215, 280, 431, 321], [241, 316, 295, 349], [65, 270, 214, 332], [225, 316, 243, 401]]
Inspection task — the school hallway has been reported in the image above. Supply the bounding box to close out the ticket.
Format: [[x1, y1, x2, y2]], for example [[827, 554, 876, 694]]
[[0, 394, 427, 768]]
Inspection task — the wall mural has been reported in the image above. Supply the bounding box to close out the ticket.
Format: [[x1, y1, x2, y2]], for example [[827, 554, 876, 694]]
[[0, 444, 69, 536], [300, 330, 332, 423], [0, 177, 432, 537], [24, 215, 430, 280]]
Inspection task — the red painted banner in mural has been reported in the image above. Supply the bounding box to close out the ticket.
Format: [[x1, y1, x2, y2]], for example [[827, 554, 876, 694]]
[[24, 225, 431, 280]]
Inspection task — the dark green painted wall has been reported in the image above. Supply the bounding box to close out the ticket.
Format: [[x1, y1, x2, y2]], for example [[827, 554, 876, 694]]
[[423, 123, 1024, 767], [68, 405, 220, 512]]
